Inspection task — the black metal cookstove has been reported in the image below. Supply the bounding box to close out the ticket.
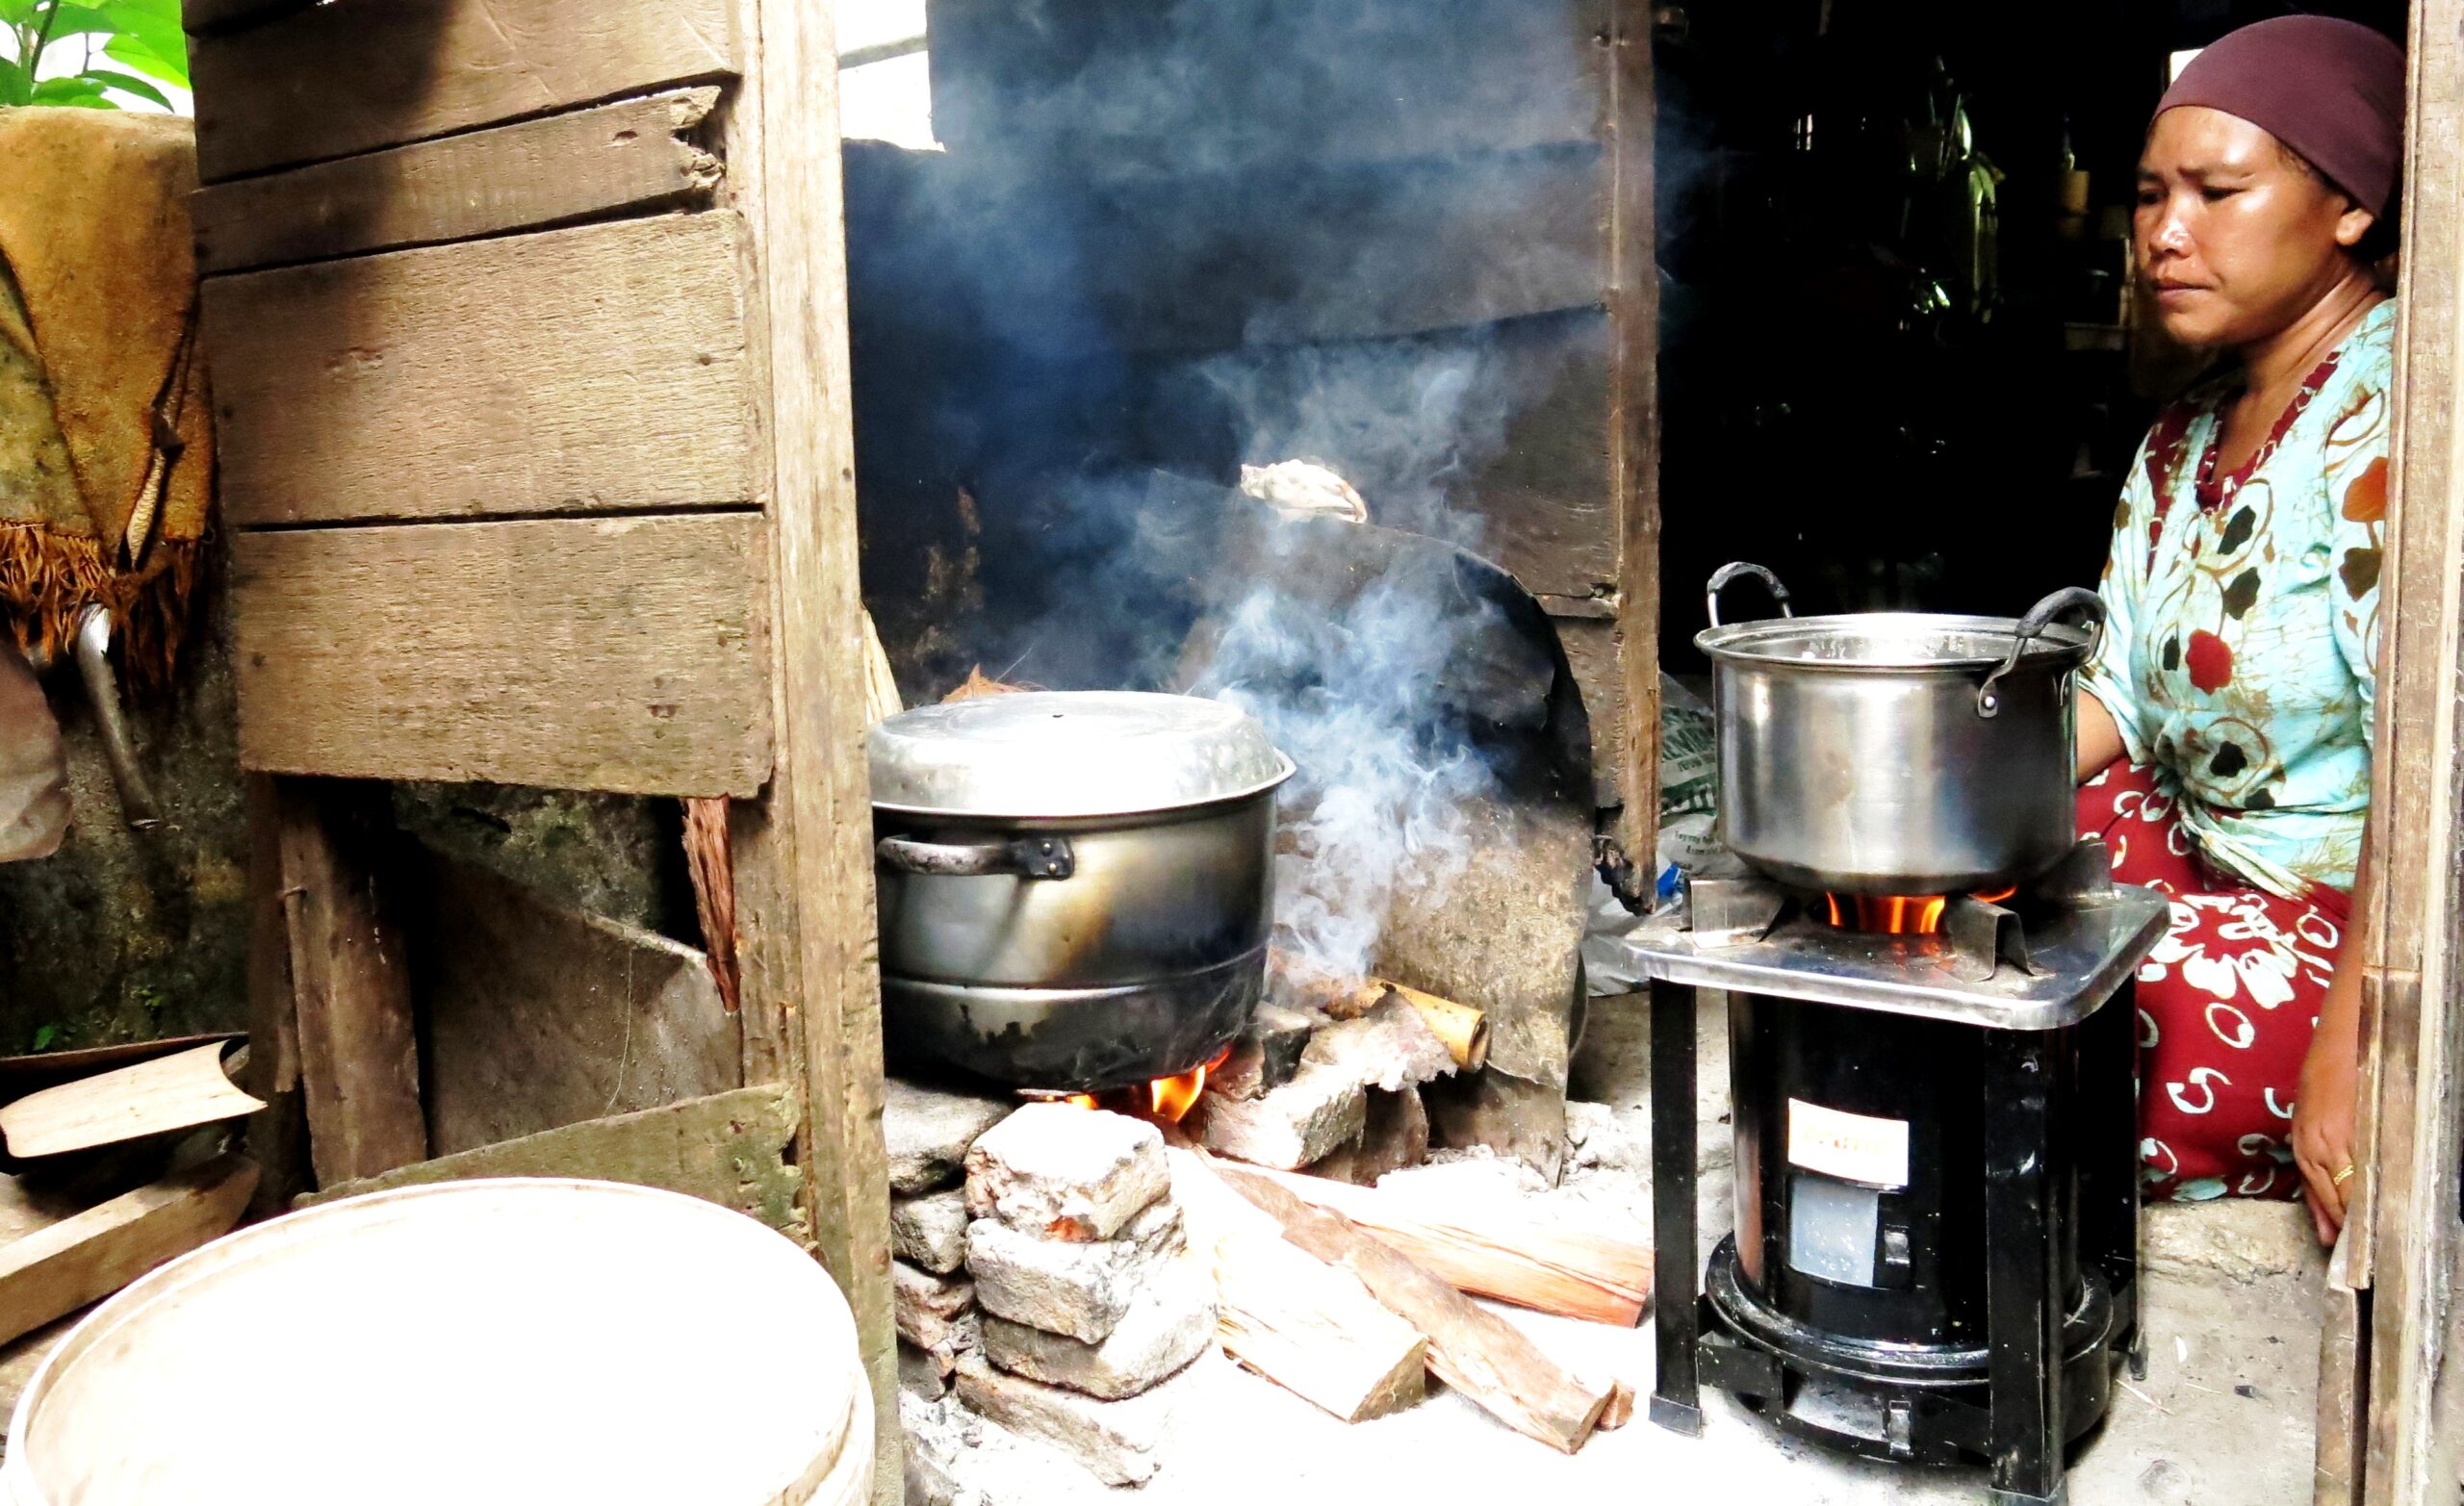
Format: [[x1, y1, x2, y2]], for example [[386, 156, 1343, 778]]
[[1630, 838, 2168, 1506]]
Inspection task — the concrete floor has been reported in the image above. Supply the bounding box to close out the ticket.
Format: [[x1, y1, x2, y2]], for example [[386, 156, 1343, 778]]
[[921, 990, 2328, 1505]]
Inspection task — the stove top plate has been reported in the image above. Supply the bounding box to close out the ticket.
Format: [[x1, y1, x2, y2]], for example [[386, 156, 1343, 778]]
[[1617, 882, 2169, 1030]]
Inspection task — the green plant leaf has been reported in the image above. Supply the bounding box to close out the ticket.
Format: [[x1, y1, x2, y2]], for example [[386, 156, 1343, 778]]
[[37, 4, 117, 38], [31, 74, 112, 107], [100, 28, 183, 89], [78, 64, 165, 106], [29, 1024, 57, 1053], [98, 1, 183, 74], [0, 0, 38, 28], [0, 58, 29, 106]]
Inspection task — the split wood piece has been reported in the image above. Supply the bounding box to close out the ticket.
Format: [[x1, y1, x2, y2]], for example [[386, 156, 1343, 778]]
[[298, 1085, 805, 1239], [1270, 954, 1488, 1072], [273, 779, 426, 1187], [679, 797, 743, 1017], [1212, 1160, 1610, 1453], [188, 0, 739, 182], [861, 610, 903, 724], [1597, 1379, 1638, 1431], [0, 1041, 265, 1161], [1303, 999, 1454, 1092], [1212, 1005, 1314, 1102], [192, 88, 725, 275], [1213, 1230, 1425, 1422], [0, 1154, 258, 1347], [1233, 1164, 1651, 1327]]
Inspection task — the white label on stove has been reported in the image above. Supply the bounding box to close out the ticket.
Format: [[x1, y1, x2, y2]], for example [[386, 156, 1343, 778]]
[[1787, 1100, 1910, 1189]]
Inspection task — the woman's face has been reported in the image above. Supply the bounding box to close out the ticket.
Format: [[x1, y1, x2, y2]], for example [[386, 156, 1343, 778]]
[[2136, 106, 2378, 350]]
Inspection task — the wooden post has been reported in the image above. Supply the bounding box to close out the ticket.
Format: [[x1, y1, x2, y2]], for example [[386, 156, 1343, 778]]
[[2344, 1, 2464, 1499], [726, 0, 901, 1498], [271, 777, 427, 1187], [242, 774, 310, 1214], [1608, 0, 1663, 862]]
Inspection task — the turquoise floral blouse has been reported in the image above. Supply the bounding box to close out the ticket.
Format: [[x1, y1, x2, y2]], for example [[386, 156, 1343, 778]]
[[2082, 300, 2391, 901]]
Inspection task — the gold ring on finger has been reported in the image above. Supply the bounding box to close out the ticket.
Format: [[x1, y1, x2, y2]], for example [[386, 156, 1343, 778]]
[[2334, 1163, 2358, 1187]]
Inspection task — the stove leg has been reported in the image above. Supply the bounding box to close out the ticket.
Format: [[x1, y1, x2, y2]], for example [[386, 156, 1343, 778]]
[[1984, 1028, 2066, 1506], [2083, 980, 2143, 1362], [1649, 978, 1704, 1436]]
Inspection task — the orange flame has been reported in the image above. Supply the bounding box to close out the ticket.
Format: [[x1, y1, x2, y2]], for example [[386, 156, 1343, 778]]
[[1038, 1047, 1234, 1124], [1148, 1046, 1234, 1125], [1825, 893, 1950, 934]]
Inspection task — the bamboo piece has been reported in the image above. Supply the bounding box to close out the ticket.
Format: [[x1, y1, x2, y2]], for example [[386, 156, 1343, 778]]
[[1213, 1161, 1611, 1453], [1213, 1231, 1427, 1422], [1238, 1164, 1651, 1327]]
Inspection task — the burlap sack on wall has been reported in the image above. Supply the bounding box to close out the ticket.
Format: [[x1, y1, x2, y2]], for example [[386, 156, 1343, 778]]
[[0, 107, 213, 688]]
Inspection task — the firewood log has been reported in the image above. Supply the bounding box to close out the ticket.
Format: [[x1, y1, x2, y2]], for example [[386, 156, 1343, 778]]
[[1213, 1231, 1426, 1422], [1211, 1159, 1611, 1453], [1236, 1165, 1651, 1327]]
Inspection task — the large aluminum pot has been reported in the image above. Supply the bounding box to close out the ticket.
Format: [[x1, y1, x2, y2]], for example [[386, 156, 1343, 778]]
[[1695, 564, 2105, 897], [869, 691, 1294, 1092]]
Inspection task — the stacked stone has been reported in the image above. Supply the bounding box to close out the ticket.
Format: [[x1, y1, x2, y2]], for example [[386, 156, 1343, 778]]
[[954, 1104, 1216, 1487], [884, 1081, 1013, 1397]]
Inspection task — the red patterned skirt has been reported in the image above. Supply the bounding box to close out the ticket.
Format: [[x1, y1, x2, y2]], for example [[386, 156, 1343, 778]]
[[2077, 760, 2350, 1201]]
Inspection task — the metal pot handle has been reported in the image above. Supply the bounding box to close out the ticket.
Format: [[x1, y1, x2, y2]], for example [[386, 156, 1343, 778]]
[[1976, 587, 2108, 719], [1706, 562, 1795, 627], [877, 834, 1077, 881]]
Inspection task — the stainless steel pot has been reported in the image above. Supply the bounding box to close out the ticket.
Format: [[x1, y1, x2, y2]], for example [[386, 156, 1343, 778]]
[[869, 692, 1294, 1091], [1695, 564, 2105, 897]]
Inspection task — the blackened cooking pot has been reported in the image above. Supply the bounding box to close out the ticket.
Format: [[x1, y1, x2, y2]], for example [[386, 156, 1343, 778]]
[[868, 691, 1294, 1092], [1695, 564, 2106, 897]]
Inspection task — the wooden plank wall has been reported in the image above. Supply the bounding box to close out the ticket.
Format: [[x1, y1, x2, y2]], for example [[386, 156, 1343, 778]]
[[2339, 0, 2464, 1499], [192, 0, 769, 798], [191, 2, 899, 1495]]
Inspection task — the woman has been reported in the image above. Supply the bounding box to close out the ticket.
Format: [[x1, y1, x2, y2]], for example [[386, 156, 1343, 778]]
[[2078, 14, 2401, 1244]]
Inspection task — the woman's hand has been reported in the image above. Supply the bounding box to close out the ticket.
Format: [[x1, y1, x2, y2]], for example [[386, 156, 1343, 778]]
[[2293, 844, 2372, 1244], [2292, 1000, 2361, 1244]]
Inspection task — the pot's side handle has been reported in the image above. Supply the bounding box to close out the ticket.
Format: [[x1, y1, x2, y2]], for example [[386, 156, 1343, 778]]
[[877, 835, 1077, 880], [1976, 587, 2108, 719], [1706, 562, 1794, 627]]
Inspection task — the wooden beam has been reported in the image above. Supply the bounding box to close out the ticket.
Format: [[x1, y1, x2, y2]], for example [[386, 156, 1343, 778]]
[[2358, 1, 2464, 1499], [242, 774, 310, 1214], [299, 1085, 804, 1237], [189, 0, 738, 182], [0, 1156, 258, 1347], [204, 213, 758, 528], [1605, 0, 1661, 859], [732, 1, 900, 1498], [181, 0, 311, 35], [231, 513, 774, 796], [274, 778, 426, 1187], [412, 849, 740, 1157], [193, 88, 725, 275]]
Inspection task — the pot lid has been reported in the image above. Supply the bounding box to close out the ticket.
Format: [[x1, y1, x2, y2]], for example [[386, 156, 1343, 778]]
[[868, 691, 1295, 818], [1694, 612, 2097, 673]]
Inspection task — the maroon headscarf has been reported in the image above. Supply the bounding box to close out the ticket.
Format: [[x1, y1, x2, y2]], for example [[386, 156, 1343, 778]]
[[2156, 15, 2405, 217]]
